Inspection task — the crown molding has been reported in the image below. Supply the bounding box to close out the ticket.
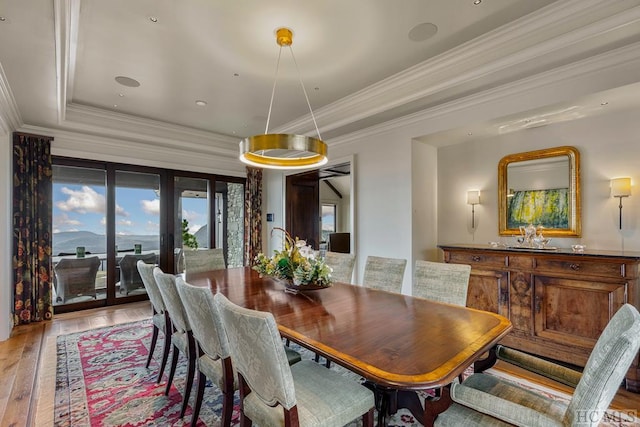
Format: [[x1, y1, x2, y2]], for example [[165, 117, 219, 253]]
[[329, 40, 640, 147], [63, 103, 239, 156], [20, 124, 246, 177], [278, 0, 640, 136], [54, 0, 80, 123], [0, 62, 23, 133]]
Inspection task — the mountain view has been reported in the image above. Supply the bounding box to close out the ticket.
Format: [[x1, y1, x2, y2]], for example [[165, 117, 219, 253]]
[[53, 231, 160, 255]]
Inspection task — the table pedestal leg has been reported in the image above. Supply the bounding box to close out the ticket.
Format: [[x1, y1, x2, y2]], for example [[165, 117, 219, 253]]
[[423, 386, 452, 427]]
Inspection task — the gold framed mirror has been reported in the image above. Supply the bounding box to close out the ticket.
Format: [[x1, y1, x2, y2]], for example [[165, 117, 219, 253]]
[[498, 146, 581, 237]]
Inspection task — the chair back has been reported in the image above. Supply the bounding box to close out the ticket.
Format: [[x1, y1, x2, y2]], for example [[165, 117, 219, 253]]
[[362, 255, 407, 293], [119, 253, 156, 290], [564, 304, 640, 426], [153, 267, 191, 334], [176, 277, 231, 360], [324, 251, 356, 283], [137, 260, 166, 313], [183, 248, 226, 275], [413, 260, 471, 306], [54, 256, 101, 301], [214, 293, 297, 410]]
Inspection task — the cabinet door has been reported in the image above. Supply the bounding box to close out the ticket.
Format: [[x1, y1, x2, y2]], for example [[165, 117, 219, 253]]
[[533, 276, 627, 348], [467, 269, 509, 317], [509, 271, 533, 334]]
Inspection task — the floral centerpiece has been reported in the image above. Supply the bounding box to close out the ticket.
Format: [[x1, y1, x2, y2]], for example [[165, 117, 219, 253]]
[[253, 228, 332, 289]]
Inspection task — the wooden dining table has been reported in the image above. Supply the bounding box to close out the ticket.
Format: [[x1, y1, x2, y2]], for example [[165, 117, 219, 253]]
[[185, 267, 512, 426]]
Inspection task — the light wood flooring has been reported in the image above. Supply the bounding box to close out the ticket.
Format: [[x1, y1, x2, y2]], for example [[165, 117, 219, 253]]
[[0, 301, 638, 426]]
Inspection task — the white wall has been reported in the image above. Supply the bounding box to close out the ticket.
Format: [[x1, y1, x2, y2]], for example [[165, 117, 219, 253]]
[[437, 107, 640, 252], [411, 140, 438, 267], [0, 132, 11, 340]]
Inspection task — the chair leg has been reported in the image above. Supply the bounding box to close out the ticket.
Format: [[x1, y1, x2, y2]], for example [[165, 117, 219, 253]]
[[190, 371, 206, 427], [165, 344, 179, 396], [146, 325, 159, 369], [180, 332, 197, 418], [221, 357, 235, 427], [363, 408, 374, 427], [238, 374, 253, 427], [157, 314, 172, 383]]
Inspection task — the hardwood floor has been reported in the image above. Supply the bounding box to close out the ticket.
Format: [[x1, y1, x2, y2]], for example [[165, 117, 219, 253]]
[[0, 301, 638, 426]]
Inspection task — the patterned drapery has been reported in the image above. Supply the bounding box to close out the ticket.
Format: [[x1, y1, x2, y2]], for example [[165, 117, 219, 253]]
[[13, 132, 54, 325], [243, 167, 262, 265]]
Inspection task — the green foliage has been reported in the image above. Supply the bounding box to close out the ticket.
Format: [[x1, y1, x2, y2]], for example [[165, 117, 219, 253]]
[[181, 219, 199, 249], [252, 227, 332, 287]]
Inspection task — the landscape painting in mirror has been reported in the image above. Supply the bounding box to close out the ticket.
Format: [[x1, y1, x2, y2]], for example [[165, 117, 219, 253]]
[[499, 146, 581, 237]]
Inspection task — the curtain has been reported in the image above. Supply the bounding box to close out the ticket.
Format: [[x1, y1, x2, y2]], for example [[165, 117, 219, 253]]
[[244, 167, 262, 265], [13, 132, 54, 325]]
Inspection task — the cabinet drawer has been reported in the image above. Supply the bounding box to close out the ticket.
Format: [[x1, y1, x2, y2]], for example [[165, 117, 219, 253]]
[[534, 258, 625, 278], [448, 251, 506, 269]]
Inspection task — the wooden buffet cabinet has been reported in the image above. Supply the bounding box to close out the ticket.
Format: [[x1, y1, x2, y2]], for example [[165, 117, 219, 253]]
[[439, 244, 640, 392]]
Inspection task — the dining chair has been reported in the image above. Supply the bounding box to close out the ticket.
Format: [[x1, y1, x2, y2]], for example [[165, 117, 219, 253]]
[[175, 277, 235, 427], [413, 260, 471, 306], [214, 292, 375, 427], [434, 303, 640, 427], [53, 256, 101, 303], [362, 255, 407, 293], [153, 267, 197, 419], [137, 260, 171, 383], [183, 248, 226, 275], [119, 253, 157, 295], [324, 251, 356, 284]]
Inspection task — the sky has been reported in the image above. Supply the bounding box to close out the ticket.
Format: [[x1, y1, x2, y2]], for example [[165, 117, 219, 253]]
[[52, 184, 207, 236]]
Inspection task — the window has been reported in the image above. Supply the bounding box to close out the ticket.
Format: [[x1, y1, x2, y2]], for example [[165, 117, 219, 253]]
[[321, 203, 337, 243]]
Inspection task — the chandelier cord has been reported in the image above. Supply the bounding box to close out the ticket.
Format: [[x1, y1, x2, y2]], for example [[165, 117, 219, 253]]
[[264, 46, 284, 135], [288, 45, 322, 140]]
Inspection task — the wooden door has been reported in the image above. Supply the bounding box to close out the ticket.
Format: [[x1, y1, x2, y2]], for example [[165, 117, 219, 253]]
[[286, 170, 320, 249]]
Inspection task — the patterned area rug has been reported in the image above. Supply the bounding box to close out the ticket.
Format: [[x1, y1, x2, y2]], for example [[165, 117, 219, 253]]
[[54, 320, 637, 426]]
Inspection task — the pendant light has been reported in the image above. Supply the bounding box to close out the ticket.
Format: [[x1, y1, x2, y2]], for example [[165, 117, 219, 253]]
[[239, 28, 328, 170]]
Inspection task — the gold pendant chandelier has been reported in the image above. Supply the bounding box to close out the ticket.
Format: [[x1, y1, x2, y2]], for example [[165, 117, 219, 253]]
[[239, 28, 328, 170]]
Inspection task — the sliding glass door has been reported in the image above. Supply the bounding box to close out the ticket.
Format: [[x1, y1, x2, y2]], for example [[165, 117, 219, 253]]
[[52, 158, 245, 313]]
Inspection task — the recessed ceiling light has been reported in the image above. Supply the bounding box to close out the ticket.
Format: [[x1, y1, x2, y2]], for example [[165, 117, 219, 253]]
[[195, 100, 207, 107], [0, 17, 6, 22], [233, 73, 240, 77], [149, 16, 158, 23], [113, 104, 118, 108], [467, 132, 473, 136], [118, 93, 124, 97], [600, 101, 609, 106], [314, 87, 320, 91], [473, 0, 482, 5], [408, 23, 438, 42], [115, 76, 140, 87]]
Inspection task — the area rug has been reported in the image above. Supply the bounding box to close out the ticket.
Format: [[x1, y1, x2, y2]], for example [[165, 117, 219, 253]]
[[54, 320, 637, 426]]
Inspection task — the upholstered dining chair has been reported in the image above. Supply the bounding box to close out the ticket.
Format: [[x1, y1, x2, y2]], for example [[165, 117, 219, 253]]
[[434, 303, 640, 427], [324, 251, 356, 284], [119, 253, 157, 295], [137, 260, 171, 383], [183, 248, 226, 275], [362, 255, 407, 293], [175, 278, 303, 427], [153, 267, 197, 419], [214, 293, 375, 427], [175, 277, 235, 427], [413, 260, 471, 306], [54, 256, 101, 303]]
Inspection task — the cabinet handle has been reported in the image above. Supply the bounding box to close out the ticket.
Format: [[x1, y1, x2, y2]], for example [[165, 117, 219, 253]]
[[535, 295, 543, 313], [472, 256, 481, 262], [569, 263, 580, 271]]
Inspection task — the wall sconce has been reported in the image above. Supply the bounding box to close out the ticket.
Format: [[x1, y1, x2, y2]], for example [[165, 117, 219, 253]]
[[611, 177, 631, 230], [467, 190, 481, 228]]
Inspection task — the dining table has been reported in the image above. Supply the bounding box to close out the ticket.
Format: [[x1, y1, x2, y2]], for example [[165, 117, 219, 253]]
[[185, 266, 512, 426]]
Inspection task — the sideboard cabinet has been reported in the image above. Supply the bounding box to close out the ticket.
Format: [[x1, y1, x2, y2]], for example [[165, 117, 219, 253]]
[[439, 244, 640, 392]]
